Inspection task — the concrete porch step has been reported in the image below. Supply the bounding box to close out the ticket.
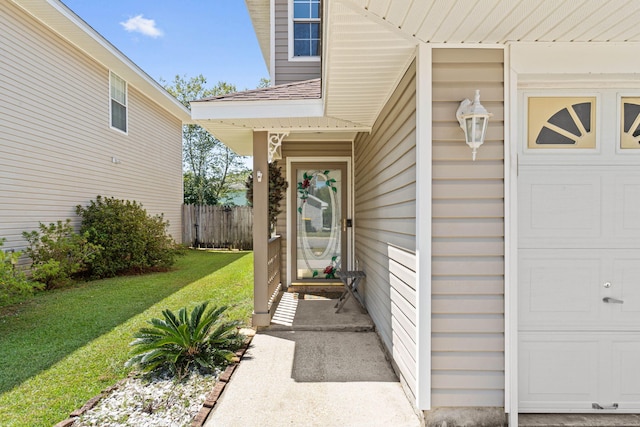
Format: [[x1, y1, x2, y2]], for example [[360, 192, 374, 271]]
[[268, 291, 374, 332], [267, 323, 375, 332], [519, 414, 640, 426]]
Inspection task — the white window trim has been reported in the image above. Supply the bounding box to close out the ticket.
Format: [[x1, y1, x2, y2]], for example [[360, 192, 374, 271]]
[[109, 71, 128, 135], [288, 0, 321, 62]]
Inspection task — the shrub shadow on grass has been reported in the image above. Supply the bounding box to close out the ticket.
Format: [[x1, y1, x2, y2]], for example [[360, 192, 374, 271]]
[[0, 250, 249, 395]]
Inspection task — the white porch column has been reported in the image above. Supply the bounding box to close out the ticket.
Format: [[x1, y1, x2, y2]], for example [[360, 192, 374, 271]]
[[252, 131, 270, 327]]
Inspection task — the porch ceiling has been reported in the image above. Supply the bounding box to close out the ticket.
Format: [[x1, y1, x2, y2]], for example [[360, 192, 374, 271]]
[[194, 117, 364, 156], [322, 0, 640, 128], [339, 0, 640, 44]]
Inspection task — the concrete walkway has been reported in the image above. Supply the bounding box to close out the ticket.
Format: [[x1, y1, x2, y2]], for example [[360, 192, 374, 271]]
[[204, 294, 421, 427]]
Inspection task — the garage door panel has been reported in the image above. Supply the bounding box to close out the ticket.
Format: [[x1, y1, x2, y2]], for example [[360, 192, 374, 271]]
[[611, 258, 640, 324], [519, 251, 602, 329], [614, 179, 640, 239], [519, 335, 600, 411], [519, 171, 602, 241], [611, 338, 640, 409]]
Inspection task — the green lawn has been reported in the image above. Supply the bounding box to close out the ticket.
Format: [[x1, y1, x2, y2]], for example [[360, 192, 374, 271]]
[[0, 250, 253, 427]]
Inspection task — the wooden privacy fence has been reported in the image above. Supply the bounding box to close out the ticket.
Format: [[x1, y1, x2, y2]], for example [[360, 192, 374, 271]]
[[182, 205, 253, 250]]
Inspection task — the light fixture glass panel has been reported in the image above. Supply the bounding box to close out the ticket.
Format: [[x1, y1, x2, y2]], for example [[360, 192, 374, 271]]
[[465, 116, 487, 143]]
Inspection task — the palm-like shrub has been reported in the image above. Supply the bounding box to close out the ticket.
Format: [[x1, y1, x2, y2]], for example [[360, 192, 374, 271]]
[[126, 302, 244, 376]]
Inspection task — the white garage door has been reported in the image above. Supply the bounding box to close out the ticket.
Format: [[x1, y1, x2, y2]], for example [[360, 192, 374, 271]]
[[518, 91, 640, 413]]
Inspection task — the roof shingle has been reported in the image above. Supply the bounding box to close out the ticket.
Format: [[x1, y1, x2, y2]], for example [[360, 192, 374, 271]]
[[196, 78, 321, 102]]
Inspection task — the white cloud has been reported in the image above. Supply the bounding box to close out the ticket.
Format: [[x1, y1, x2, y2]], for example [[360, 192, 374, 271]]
[[120, 15, 163, 38]]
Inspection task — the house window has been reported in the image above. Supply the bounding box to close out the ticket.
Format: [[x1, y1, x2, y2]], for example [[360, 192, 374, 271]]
[[292, 0, 320, 58], [528, 97, 596, 149], [110, 71, 127, 133]]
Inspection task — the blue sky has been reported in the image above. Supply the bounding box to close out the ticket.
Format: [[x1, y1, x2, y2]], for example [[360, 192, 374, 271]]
[[62, 0, 269, 91]]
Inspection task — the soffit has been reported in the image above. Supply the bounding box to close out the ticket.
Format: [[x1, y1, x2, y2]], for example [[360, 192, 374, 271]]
[[323, 0, 640, 127], [204, 0, 640, 154], [196, 118, 361, 156], [245, 0, 270, 68], [323, 1, 417, 128], [338, 0, 640, 43]]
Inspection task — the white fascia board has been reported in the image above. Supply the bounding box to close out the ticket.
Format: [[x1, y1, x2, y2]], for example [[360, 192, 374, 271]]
[[190, 99, 324, 120], [510, 42, 640, 75], [13, 0, 192, 123]]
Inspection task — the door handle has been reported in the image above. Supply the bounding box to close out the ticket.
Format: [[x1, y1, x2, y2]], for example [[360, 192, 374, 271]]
[[603, 297, 624, 304], [592, 402, 618, 410]]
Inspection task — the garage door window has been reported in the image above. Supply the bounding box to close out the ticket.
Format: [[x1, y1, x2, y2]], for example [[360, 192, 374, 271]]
[[528, 97, 596, 149], [621, 97, 640, 149]]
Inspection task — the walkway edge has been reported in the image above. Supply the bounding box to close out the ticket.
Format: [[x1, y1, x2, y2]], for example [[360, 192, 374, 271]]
[[191, 328, 256, 427]]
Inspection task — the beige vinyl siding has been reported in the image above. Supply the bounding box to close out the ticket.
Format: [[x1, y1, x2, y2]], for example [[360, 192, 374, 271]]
[[353, 61, 417, 398], [278, 140, 352, 286], [0, 1, 183, 250], [274, 0, 321, 85], [431, 48, 505, 408]]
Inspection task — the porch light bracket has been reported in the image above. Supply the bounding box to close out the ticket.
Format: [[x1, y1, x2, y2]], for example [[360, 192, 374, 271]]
[[456, 90, 492, 161], [268, 132, 288, 163]]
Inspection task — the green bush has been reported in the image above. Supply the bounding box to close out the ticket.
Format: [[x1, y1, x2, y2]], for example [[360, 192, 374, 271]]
[[22, 220, 101, 289], [125, 302, 244, 376], [76, 196, 177, 278], [0, 238, 42, 306]]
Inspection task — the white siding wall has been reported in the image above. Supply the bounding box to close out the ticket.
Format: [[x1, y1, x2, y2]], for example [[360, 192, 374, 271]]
[[0, 1, 183, 250], [354, 61, 417, 398], [274, 0, 321, 85], [431, 48, 505, 407]]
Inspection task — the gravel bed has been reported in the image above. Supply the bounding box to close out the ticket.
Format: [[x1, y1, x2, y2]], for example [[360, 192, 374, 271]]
[[73, 369, 220, 427]]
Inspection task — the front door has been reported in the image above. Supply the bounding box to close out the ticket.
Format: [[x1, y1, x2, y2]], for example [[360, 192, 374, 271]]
[[518, 91, 640, 413], [290, 162, 348, 284]]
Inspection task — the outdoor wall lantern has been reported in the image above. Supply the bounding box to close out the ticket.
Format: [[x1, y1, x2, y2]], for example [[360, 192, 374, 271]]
[[456, 90, 492, 161]]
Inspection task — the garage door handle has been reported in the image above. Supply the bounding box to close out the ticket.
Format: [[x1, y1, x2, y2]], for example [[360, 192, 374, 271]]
[[603, 297, 624, 304], [592, 402, 618, 410]]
